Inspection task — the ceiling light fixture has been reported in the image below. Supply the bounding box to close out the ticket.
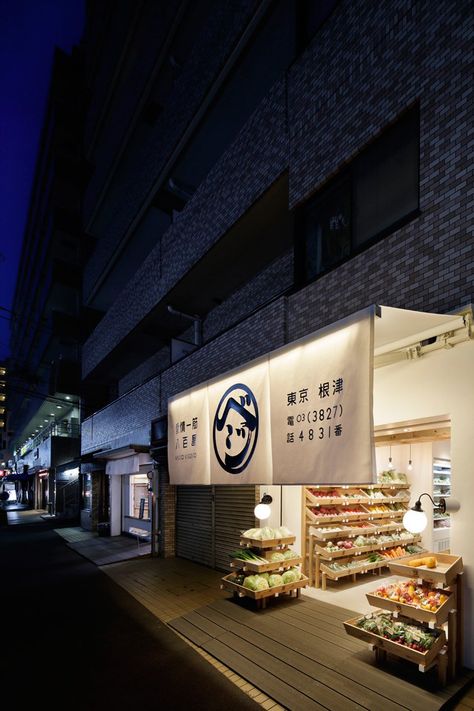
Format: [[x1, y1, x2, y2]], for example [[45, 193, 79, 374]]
[[408, 444, 413, 471]]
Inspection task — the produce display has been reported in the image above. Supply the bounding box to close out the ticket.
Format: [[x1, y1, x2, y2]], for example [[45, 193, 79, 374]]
[[305, 475, 418, 588], [373, 579, 449, 611], [356, 612, 440, 652], [407, 556, 437, 568], [377, 470, 408, 485], [242, 525, 293, 540], [223, 527, 307, 606], [322, 531, 416, 553]]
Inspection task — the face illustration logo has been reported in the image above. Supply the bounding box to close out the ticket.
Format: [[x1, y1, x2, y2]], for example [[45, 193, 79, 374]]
[[213, 383, 259, 474]]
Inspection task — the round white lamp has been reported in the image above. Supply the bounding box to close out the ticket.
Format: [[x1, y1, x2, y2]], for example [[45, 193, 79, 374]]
[[403, 493, 446, 534], [254, 494, 272, 521]]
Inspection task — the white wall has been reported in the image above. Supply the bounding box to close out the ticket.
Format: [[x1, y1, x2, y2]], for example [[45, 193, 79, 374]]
[[374, 339, 474, 668]]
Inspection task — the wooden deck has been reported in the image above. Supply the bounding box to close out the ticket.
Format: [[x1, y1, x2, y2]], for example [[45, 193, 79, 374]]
[[169, 594, 473, 711]]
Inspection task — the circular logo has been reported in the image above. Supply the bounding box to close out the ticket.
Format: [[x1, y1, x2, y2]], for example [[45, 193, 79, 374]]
[[213, 383, 259, 474]]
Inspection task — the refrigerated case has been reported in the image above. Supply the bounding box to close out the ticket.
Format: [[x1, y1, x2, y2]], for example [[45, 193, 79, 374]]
[[433, 456, 451, 552]]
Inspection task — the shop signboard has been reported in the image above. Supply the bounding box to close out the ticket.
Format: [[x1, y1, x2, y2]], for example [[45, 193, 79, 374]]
[[168, 308, 375, 485]]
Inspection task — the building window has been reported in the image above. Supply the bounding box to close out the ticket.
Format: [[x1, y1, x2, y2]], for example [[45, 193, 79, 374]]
[[82, 472, 92, 510], [127, 474, 150, 520], [297, 106, 419, 283]]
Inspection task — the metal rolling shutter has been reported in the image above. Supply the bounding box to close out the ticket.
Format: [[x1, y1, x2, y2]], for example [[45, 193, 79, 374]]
[[214, 485, 256, 571], [176, 486, 213, 567], [176, 485, 256, 570]]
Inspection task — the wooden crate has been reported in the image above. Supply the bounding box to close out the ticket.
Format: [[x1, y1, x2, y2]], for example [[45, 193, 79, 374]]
[[239, 535, 295, 549], [231, 555, 303, 574], [344, 615, 446, 669], [388, 553, 463, 586], [309, 525, 352, 540], [221, 573, 308, 600], [366, 589, 455, 625]]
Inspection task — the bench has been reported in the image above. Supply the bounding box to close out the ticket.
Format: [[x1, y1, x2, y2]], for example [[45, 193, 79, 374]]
[[129, 527, 150, 550]]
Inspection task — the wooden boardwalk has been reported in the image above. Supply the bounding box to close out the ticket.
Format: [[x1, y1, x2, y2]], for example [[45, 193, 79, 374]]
[[169, 594, 472, 711]]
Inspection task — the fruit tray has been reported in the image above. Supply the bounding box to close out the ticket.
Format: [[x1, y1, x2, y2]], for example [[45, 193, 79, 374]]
[[221, 573, 308, 599], [344, 614, 446, 668], [388, 552, 463, 586], [366, 587, 455, 625]]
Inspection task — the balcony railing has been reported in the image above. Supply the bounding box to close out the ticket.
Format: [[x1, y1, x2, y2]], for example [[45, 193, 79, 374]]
[[19, 419, 80, 457]]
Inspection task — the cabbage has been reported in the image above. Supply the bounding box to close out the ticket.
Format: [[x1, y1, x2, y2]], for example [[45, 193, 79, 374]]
[[243, 576, 257, 590], [282, 570, 297, 584], [269, 551, 285, 562], [288, 567, 302, 580], [282, 549, 298, 560], [242, 528, 260, 538], [268, 574, 284, 587], [275, 525, 293, 537], [260, 526, 274, 539], [258, 572, 270, 581], [254, 576, 269, 591]]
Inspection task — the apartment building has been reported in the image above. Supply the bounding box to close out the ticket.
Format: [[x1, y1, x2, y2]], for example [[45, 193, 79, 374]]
[[10, 48, 84, 517], [79, 0, 473, 665]]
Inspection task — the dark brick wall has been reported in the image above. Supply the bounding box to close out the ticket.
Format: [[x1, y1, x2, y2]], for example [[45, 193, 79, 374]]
[[81, 0, 473, 453], [82, 375, 160, 454], [82, 298, 286, 453], [82, 77, 289, 378], [285, 0, 473, 340], [83, 0, 257, 303]]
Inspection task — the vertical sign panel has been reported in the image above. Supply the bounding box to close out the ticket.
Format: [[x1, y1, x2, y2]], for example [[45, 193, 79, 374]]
[[168, 384, 210, 484], [208, 362, 272, 485], [269, 311, 375, 484]]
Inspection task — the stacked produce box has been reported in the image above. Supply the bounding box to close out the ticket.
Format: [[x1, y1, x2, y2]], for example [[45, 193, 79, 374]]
[[221, 526, 309, 609]]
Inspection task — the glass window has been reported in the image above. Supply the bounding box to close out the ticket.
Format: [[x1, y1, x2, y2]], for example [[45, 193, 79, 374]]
[[128, 474, 150, 520], [302, 179, 351, 281], [354, 108, 419, 246], [82, 472, 92, 510], [298, 106, 419, 283]]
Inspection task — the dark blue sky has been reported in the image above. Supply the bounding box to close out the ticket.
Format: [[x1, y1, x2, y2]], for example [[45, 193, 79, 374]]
[[0, 0, 84, 360]]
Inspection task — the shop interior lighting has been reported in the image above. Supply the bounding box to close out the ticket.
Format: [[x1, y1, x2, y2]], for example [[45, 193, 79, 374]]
[[402, 492, 460, 533], [388, 446, 394, 470], [254, 493, 273, 520], [408, 444, 413, 471]]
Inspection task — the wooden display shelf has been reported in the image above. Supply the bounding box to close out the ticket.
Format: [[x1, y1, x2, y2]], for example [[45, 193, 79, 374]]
[[366, 590, 456, 626], [240, 535, 295, 549], [320, 557, 385, 580], [309, 525, 353, 540], [314, 536, 421, 559], [230, 555, 303, 574], [362, 496, 410, 504], [344, 614, 446, 670], [221, 573, 309, 602], [388, 552, 463, 586], [307, 509, 370, 524]]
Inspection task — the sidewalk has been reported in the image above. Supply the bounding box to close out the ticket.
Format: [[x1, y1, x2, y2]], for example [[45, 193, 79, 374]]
[[5, 514, 473, 710]]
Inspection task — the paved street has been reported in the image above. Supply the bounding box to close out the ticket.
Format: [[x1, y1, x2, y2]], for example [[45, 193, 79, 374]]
[[0, 521, 259, 711]]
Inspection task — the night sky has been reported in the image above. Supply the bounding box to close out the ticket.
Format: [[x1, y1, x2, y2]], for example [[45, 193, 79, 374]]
[[0, 0, 84, 360]]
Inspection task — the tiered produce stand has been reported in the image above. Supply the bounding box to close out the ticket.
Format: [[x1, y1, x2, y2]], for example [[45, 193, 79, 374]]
[[304, 476, 424, 589], [344, 552, 464, 685], [221, 527, 309, 609]]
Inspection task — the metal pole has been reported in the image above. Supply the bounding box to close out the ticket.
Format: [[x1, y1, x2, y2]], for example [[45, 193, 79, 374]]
[[151, 467, 160, 557]]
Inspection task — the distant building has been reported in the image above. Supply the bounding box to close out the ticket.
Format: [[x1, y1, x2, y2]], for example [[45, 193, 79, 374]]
[[10, 47, 84, 517]]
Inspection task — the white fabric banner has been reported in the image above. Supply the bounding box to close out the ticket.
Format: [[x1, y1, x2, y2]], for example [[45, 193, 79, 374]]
[[167, 308, 375, 485], [270, 311, 375, 484], [208, 361, 272, 485], [168, 384, 210, 485]]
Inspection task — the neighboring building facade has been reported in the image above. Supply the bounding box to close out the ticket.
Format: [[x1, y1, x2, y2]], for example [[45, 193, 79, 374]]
[[80, 0, 473, 570], [10, 48, 84, 518]]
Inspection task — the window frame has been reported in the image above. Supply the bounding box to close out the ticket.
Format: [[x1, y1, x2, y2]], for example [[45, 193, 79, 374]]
[[295, 104, 420, 287]]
